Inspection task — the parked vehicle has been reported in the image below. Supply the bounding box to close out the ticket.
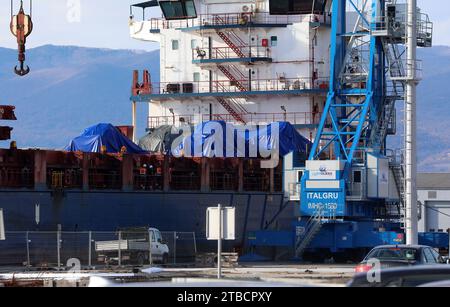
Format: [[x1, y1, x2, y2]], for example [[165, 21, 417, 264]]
[[443, 256, 450, 264], [355, 245, 446, 273], [348, 266, 450, 287], [95, 227, 169, 266], [419, 280, 450, 287]]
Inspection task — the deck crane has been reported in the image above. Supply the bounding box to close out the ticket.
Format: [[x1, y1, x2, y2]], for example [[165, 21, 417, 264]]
[[297, 0, 433, 259]]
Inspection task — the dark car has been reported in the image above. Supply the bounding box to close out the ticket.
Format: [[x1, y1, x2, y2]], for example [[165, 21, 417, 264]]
[[348, 266, 450, 287], [355, 245, 446, 273]]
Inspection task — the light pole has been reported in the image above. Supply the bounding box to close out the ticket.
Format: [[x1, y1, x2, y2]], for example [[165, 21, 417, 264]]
[[405, 0, 419, 245]]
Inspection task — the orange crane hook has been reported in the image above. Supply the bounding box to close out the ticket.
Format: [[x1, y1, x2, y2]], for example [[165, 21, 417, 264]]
[[10, 0, 33, 76]]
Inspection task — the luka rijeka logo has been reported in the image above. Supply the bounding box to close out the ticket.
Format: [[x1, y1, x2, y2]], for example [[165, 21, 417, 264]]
[[171, 121, 280, 169]]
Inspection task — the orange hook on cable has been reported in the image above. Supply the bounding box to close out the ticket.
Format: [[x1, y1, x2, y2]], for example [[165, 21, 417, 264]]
[[10, 0, 33, 76]]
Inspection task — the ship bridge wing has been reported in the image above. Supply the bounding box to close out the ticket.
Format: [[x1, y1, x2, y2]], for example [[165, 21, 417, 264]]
[[131, 1, 159, 9]]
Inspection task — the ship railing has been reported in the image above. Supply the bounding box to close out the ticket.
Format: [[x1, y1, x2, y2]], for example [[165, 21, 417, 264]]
[[243, 170, 270, 192], [0, 231, 198, 268], [147, 12, 328, 31], [47, 169, 83, 190], [88, 171, 122, 190], [193, 45, 271, 61], [133, 172, 164, 191], [148, 112, 322, 128], [169, 172, 201, 191], [143, 77, 329, 97], [0, 168, 34, 189], [210, 170, 239, 191]]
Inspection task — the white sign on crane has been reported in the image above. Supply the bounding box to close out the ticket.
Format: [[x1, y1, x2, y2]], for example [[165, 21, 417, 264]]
[[0, 208, 5, 241]]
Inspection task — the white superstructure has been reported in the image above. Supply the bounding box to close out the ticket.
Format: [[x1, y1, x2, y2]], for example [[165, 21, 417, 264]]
[[129, 0, 331, 141]]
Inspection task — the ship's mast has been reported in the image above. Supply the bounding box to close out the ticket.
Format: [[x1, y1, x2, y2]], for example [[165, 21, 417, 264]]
[[405, 0, 418, 245]]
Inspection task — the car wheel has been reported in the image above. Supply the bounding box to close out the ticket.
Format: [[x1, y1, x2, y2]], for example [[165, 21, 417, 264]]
[[137, 253, 145, 266], [162, 253, 169, 265]]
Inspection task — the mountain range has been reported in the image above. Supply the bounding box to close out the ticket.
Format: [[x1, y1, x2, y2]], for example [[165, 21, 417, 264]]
[[0, 44, 448, 172], [0, 45, 159, 150]]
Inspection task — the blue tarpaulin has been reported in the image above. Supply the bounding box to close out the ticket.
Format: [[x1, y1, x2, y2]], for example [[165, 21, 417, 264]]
[[172, 121, 311, 158], [65, 123, 147, 154]]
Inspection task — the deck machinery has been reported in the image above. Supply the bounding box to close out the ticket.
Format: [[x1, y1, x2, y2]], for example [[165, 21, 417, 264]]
[[296, 0, 433, 259], [245, 0, 434, 260]]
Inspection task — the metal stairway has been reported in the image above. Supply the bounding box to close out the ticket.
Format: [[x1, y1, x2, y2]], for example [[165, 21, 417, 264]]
[[295, 210, 324, 259], [369, 37, 406, 149], [215, 29, 247, 58], [215, 97, 247, 124], [390, 154, 406, 228], [217, 64, 248, 92]]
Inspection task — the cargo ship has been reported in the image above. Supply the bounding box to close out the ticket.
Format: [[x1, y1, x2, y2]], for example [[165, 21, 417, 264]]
[[0, 0, 438, 262]]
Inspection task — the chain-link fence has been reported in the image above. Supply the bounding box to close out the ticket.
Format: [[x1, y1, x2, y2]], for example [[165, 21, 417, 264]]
[[0, 231, 197, 269]]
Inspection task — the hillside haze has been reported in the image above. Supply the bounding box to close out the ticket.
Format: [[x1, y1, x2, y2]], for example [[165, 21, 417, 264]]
[[0, 45, 159, 149], [0, 44, 448, 171]]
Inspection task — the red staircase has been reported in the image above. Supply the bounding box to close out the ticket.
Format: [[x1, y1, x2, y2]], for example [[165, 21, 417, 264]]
[[211, 17, 249, 124], [215, 97, 246, 124], [217, 64, 248, 92], [215, 29, 247, 58]]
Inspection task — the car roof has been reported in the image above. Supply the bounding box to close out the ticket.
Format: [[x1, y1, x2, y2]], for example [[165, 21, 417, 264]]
[[350, 265, 450, 287], [354, 265, 450, 279], [371, 245, 430, 249]]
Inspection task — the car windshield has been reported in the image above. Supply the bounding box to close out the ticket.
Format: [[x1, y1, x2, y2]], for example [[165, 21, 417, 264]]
[[366, 248, 420, 261]]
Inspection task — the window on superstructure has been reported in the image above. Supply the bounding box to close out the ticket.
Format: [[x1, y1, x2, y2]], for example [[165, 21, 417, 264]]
[[292, 151, 307, 168], [191, 39, 198, 49], [193, 72, 201, 82], [269, 0, 327, 15], [271, 36, 278, 47], [159, 0, 197, 20], [172, 40, 179, 50]]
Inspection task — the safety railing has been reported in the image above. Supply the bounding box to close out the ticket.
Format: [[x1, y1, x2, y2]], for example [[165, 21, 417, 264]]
[[133, 172, 163, 191], [193, 46, 271, 61], [146, 12, 327, 31], [389, 59, 423, 80], [210, 170, 238, 191], [0, 231, 197, 268], [0, 168, 34, 189], [371, 12, 432, 47], [88, 171, 122, 190], [148, 112, 321, 128], [243, 171, 270, 192], [417, 12, 433, 47], [169, 172, 201, 191], [47, 169, 83, 190], [139, 77, 329, 97]]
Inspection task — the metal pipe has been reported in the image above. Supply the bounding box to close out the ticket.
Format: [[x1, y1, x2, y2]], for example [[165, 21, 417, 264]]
[[88, 231, 92, 268], [217, 204, 222, 279], [57, 225, 61, 269], [405, 0, 418, 245], [26, 231, 30, 267], [118, 231, 122, 267], [132, 101, 137, 143]]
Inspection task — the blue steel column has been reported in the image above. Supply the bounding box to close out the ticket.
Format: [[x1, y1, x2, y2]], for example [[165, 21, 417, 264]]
[[309, 0, 346, 161]]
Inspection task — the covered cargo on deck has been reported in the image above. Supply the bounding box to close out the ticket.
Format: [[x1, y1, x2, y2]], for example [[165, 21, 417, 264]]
[[139, 121, 311, 158], [65, 123, 147, 154]]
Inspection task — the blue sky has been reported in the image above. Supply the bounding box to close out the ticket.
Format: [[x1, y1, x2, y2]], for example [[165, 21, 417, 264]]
[[0, 0, 447, 51]]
